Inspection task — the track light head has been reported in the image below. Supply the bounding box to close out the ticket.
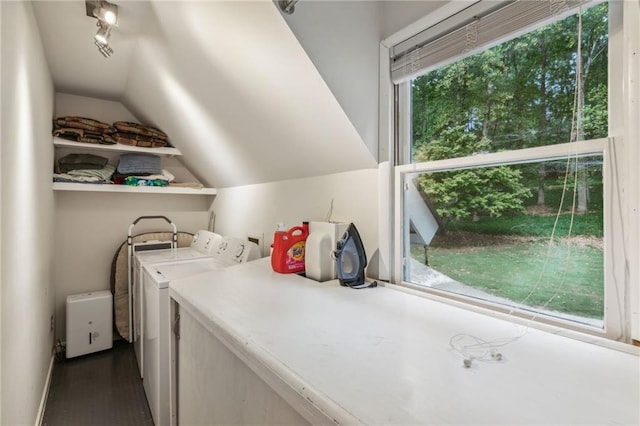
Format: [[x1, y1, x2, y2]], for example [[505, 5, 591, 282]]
[[102, 8, 117, 25], [94, 22, 111, 45], [87, 0, 118, 25]]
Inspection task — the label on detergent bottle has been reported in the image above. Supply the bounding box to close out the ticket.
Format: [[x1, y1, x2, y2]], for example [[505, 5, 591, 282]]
[[286, 241, 306, 270]]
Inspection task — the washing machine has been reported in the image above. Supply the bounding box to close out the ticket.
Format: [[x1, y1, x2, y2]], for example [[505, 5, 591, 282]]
[[141, 236, 260, 426], [133, 230, 222, 377]]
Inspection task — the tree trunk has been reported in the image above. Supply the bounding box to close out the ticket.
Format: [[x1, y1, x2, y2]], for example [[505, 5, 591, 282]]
[[482, 105, 491, 139], [575, 12, 589, 212], [538, 35, 548, 206], [537, 163, 546, 205], [577, 165, 588, 212]]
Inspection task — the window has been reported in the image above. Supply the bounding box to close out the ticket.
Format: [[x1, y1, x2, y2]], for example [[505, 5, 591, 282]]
[[391, 1, 630, 339], [404, 153, 605, 326]]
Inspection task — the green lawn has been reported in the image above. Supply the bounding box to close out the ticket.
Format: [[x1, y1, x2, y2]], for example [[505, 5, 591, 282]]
[[411, 237, 604, 319], [411, 181, 605, 320]]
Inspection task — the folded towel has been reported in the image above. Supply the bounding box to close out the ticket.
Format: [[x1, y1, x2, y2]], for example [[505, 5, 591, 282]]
[[53, 175, 108, 184], [58, 153, 109, 173], [135, 169, 174, 182], [67, 164, 116, 181], [117, 153, 162, 175]]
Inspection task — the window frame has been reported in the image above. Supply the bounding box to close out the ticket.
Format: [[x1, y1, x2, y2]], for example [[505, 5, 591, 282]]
[[395, 138, 612, 336], [381, 0, 638, 344]]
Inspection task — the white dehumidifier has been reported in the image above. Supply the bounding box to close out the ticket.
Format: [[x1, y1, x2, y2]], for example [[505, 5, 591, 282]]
[[66, 290, 113, 358]]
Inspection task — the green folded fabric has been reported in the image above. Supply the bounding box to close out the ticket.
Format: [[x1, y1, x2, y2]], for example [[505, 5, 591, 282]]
[[58, 153, 109, 173]]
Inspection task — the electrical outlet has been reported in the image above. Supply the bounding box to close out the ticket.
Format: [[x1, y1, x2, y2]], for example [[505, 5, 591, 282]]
[[50, 315, 54, 332], [247, 232, 264, 254]]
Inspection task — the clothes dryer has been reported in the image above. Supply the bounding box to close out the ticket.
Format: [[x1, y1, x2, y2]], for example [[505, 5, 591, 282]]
[[133, 230, 222, 377], [141, 236, 260, 426]]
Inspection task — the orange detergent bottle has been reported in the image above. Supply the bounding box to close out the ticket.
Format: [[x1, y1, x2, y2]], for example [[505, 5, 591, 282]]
[[271, 222, 309, 274]]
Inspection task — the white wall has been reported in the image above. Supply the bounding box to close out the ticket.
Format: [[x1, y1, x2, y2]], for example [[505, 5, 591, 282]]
[[281, 1, 382, 161], [1, 2, 55, 424], [121, 1, 376, 189], [279, 1, 449, 164], [55, 93, 139, 123], [52, 93, 215, 340], [379, 1, 448, 39], [212, 169, 379, 277], [53, 192, 212, 339]]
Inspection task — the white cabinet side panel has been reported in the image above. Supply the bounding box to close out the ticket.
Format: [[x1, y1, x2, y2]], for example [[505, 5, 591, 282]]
[[178, 309, 310, 426]]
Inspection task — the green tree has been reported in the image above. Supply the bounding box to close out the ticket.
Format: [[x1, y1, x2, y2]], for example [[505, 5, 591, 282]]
[[415, 127, 531, 223], [410, 2, 609, 213]]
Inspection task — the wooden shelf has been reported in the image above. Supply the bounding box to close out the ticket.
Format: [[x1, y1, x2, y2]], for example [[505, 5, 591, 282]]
[[53, 137, 182, 156], [53, 182, 217, 195], [53, 137, 216, 195]]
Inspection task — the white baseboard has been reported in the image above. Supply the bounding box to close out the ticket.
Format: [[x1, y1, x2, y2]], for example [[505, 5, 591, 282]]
[[36, 353, 55, 426]]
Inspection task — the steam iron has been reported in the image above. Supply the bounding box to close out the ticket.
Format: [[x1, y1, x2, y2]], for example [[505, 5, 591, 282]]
[[334, 223, 377, 289]]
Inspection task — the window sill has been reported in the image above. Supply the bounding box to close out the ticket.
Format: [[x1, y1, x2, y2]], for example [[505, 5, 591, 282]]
[[389, 281, 638, 355]]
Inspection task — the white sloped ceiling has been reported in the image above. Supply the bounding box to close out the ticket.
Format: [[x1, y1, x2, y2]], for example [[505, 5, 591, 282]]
[[33, 0, 377, 188]]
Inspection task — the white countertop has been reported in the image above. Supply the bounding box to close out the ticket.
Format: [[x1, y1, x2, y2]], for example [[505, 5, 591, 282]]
[[170, 258, 640, 425]]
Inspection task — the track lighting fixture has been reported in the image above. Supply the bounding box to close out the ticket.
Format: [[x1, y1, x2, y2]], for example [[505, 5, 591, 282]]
[[277, 0, 299, 15], [86, 0, 118, 58], [94, 21, 111, 45]]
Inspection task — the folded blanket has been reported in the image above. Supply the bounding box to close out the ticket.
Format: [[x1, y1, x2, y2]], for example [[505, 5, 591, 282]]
[[53, 164, 116, 184], [53, 128, 116, 144], [54, 117, 115, 134], [117, 153, 162, 175], [58, 153, 109, 173], [137, 169, 174, 182], [53, 175, 111, 184], [114, 132, 167, 148], [53, 128, 84, 141], [100, 134, 116, 145], [113, 169, 174, 185], [67, 164, 116, 181], [113, 121, 168, 140]]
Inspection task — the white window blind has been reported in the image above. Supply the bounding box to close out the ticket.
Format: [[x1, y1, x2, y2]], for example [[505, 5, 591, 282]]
[[391, 0, 593, 84]]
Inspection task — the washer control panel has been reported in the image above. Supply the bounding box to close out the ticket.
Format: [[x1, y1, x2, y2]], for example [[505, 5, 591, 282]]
[[215, 237, 261, 264], [191, 230, 223, 254]]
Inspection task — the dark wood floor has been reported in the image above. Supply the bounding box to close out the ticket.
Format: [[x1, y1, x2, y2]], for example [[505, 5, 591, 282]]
[[43, 339, 154, 426]]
